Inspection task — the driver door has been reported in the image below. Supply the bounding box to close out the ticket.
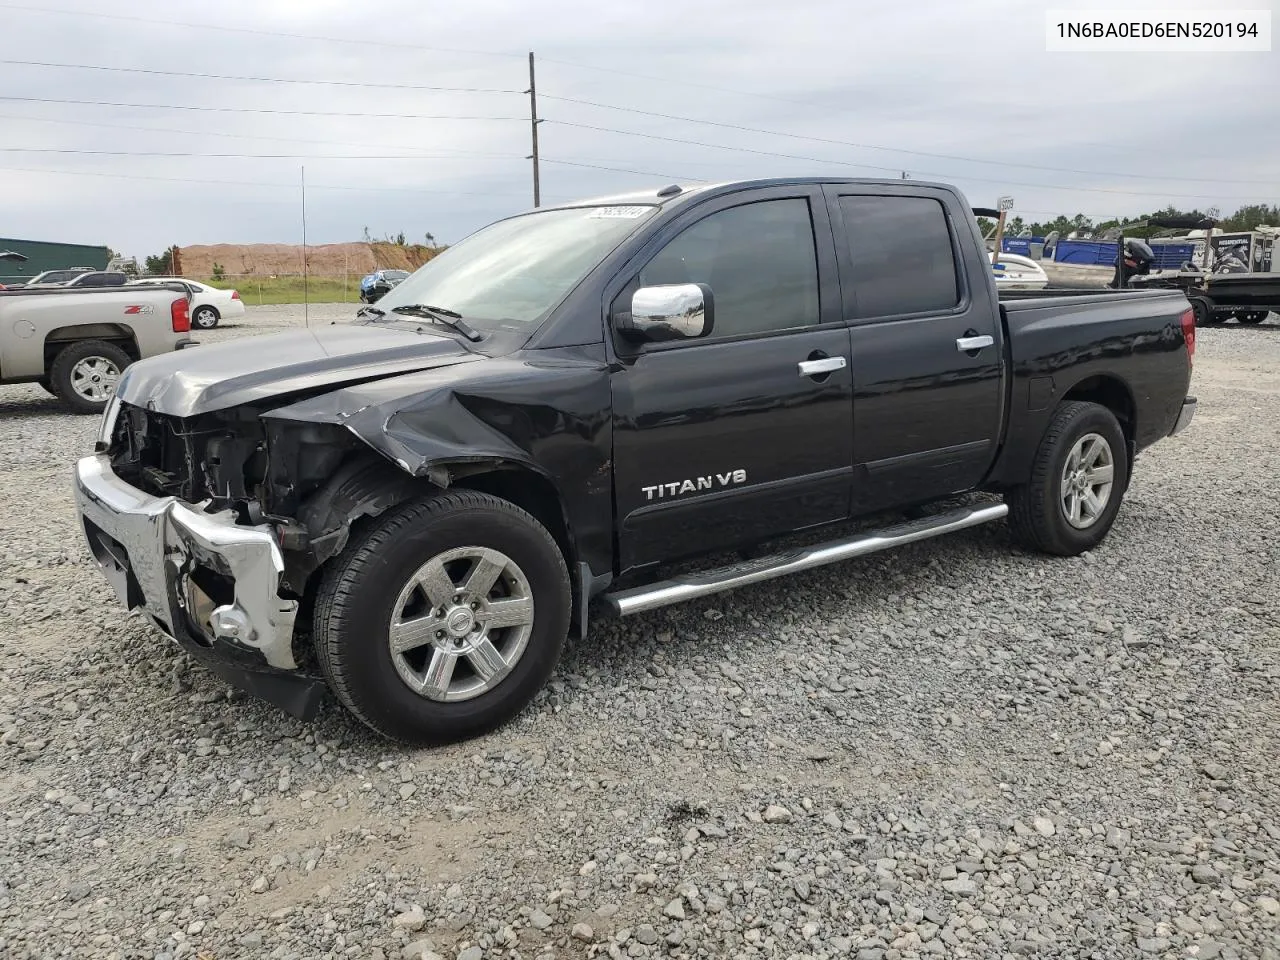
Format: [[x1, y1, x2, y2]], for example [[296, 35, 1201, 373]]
[[608, 187, 855, 573]]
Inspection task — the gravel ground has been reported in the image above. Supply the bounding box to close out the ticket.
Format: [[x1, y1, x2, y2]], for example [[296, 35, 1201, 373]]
[[1, 305, 1277, 960]]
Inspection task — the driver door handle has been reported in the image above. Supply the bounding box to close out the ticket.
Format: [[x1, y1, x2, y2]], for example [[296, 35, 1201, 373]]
[[798, 356, 847, 376], [956, 335, 994, 352]]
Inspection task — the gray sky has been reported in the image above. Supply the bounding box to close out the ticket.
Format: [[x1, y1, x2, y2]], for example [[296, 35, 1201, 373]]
[[1, 0, 1276, 260]]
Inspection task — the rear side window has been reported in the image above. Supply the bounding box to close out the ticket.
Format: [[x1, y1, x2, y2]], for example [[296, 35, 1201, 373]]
[[839, 196, 960, 318], [639, 198, 820, 339]]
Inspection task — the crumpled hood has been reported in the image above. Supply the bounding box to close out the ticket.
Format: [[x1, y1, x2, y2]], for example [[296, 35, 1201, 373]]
[[116, 323, 480, 416]]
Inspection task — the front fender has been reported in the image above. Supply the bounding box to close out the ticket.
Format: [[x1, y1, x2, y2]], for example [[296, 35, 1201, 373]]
[[262, 347, 615, 576]]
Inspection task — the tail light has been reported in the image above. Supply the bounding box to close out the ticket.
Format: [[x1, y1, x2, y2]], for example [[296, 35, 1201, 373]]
[[1179, 306, 1195, 368], [171, 297, 191, 333], [231, 290, 241, 301]]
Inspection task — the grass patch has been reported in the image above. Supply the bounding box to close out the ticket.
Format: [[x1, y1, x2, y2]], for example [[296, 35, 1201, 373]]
[[196, 275, 362, 306]]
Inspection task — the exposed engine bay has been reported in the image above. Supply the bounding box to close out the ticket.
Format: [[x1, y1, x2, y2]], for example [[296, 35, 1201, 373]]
[[103, 400, 417, 597]]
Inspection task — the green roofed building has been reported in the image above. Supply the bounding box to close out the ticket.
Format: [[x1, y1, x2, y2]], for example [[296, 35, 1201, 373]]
[[0, 237, 111, 286]]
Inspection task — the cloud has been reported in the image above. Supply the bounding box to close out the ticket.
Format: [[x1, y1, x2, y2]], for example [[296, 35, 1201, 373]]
[[0, 0, 1274, 257]]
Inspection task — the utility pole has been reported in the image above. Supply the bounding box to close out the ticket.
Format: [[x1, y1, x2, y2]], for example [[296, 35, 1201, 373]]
[[901, 171, 909, 179], [301, 166, 309, 326], [527, 52, 541, 207]]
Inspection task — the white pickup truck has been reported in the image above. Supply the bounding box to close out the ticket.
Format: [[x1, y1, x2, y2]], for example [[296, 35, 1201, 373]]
[[0, 283, 197, 413]]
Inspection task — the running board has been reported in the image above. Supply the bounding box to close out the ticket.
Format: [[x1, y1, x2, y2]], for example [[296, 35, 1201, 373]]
[[602, 503, 1009, 617]]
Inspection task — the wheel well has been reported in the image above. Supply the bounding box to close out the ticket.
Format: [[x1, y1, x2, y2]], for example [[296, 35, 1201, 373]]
[[44, 326, 140, 369], [195, 304, 220, 316], [1062, 375, 1135, 444], [289, 457, 581, 670], [452, 466, 575, 571]]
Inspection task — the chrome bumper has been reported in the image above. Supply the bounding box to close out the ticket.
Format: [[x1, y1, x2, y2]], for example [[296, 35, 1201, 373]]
[[1171, 396, 1197, 435], [72, 454, 299, 670]]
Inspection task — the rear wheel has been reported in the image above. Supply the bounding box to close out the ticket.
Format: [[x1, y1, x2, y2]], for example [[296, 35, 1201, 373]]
[[192, 305, 220, 329], [1236, 311, 1268, 325], [49, 340, 131, 415], [1006, 401, 1129, 556], [313, 490, 571, 745]]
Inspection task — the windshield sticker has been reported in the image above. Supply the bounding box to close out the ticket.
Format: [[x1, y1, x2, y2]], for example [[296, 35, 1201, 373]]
[[586, 205, 650, 219]]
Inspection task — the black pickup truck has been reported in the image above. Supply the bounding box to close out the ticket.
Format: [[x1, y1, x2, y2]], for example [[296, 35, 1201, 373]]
[[73, 178, 1197, 744]]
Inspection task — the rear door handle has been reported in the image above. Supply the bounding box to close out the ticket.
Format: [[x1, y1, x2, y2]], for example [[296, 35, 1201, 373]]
[[956, 335, 994, 352], [798, 356, 847, 376]]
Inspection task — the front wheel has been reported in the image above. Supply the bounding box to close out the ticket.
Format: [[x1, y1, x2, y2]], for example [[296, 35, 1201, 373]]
[[1006, 401, 1129, 556], [313, 489, 571, 744], [1190, 297, 1217, 326]]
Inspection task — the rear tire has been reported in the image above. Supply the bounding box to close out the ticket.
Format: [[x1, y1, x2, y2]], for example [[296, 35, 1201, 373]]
[[49, 340, 131, 415], [1006, 401, 1129, 557], [1236, 311, 1268, 325], [313, 490, 571, 745], [192, 305, 220, 329]]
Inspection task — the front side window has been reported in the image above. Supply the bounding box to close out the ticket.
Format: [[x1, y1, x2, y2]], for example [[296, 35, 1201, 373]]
[[639, 198, 819, 339], [839, 195, 960, 318], [374, 204, 658, 329]]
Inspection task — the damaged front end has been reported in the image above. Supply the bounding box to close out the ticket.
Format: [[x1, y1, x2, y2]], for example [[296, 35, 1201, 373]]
[[74, 396, 379, 718]]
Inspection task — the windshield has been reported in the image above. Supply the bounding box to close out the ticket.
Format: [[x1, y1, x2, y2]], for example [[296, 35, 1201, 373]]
[[384, 270, 409, 281], [372, 204, 658, 328]]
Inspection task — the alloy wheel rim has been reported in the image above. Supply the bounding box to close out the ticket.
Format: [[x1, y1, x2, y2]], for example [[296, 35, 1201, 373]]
[[69, 356, 121, 402], [1060, 432, 1115, 530], [387, 546, 535, 702]]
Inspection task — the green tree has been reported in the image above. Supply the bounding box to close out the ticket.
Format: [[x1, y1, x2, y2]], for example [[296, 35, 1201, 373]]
[[362, 226, 372, 242], [395, 231, 407, 246], [211, 262, 226, 281], [144, 250, 173, 275]]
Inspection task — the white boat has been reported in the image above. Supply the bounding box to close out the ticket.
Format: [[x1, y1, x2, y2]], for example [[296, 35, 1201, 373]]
[[992, 252, 1049, 290]]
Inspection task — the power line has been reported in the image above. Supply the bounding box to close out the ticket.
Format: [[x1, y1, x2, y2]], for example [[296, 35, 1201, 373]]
[[0, 147, 523, 160], [0, 95, 524, 121], [1, 112, 734, 169], [0, 3, 524, 60], [0, 164, 530, 198], [536, 55, 854, 113], [546, 120, 1278, 202], [541, 94, 1278, 187], [0, 113, 515, 156], [541, 157, 707, 182], [0, 58, 521, 94]]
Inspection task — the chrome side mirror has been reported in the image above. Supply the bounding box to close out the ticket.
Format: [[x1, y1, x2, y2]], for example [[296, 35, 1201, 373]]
[[621, 283, 714, 341]]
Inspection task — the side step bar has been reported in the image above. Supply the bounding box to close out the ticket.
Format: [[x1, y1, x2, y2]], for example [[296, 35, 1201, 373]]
[[602, 503, 1009, 617]]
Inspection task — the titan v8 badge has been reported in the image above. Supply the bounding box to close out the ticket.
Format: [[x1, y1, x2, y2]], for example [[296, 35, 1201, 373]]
[[642, 469, 747, 501]]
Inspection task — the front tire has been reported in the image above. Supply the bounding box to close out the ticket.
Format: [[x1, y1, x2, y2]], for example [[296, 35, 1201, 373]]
[[49, 340, 131, 415], [192, 305, 220, 329], [1190, 296, 1217, 326], [1006, 401, 1129, 556], [313, 490, 571, 745]]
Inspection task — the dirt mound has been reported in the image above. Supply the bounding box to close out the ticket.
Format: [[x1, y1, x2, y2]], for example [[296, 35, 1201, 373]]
[[176, 242, 441, 277]]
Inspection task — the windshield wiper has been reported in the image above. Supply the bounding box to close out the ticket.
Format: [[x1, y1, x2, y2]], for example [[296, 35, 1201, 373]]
[[390, 303, 484, 342], [356, 305, 385, 319]]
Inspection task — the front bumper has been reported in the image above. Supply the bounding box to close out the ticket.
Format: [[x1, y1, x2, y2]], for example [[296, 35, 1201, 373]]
[[1171, 396, 1197, 435], [73, 454, 325, 718]]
